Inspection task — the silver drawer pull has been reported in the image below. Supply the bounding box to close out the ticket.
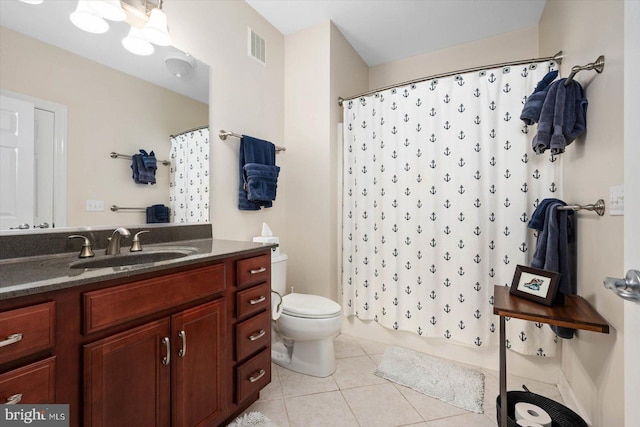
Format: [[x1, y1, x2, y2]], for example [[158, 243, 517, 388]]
[[248, 369, 265, 383], [6, 394, 22, 405], [0, 333, 23, 348], [249, 330, 266, 341], [250, 267, 266, 275], [178, 330, 186, 358], [249, 296, 266, 305], [162, 337, 170, 365]]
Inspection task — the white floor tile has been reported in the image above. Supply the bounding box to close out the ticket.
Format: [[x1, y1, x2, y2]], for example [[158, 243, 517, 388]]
[[342, 383, 423, 427], [333, 355, 388, 390], [394, 383, 469, 421], [276, 364, 339, 398], [285, 391, 359, 427]]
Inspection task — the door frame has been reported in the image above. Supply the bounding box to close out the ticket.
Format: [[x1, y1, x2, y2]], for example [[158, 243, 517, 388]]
[[1, 89, 67, 229]]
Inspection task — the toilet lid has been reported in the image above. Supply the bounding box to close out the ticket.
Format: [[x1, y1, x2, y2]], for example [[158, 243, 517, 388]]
[[282, 293, 342, 319]]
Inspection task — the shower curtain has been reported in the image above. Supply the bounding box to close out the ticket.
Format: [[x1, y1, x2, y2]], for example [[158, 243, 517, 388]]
[[342, 60, 561, 356], [169, 127, 210, 223]]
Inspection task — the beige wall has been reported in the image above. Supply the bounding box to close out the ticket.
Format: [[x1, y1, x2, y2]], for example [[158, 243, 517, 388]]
[[369, 25, 539, 90], [165, 0, 286, 243], [0, 26, 208, 228], [539, 1, 625, 425]]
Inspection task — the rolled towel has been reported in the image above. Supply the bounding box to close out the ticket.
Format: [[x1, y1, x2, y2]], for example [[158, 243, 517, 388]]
[[244, 163, 280, 202], [146, 204, 170, 223]]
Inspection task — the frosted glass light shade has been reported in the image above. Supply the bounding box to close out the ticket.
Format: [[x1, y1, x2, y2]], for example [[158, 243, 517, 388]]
[[18, 0, 44, 4], [88, 0, 126, 22], [70, 1, 109, 34], [143, 8, 171, 46], [122, 27, 154, 56]]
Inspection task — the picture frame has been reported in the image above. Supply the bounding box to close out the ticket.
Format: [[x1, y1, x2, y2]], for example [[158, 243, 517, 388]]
[[509, 265, 561, 306]]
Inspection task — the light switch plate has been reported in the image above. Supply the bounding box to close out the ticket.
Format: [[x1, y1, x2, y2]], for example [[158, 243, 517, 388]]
[[86, 200, 104, 211], [609, 185, 624, 215]]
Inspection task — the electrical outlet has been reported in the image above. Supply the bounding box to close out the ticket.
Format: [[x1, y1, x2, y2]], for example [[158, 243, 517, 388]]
[[609, 185, 624, 216], [86, 200, 104, 211]]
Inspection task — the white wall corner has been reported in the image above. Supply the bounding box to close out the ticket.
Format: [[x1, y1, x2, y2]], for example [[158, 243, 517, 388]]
[[558, 370, 592, 426]]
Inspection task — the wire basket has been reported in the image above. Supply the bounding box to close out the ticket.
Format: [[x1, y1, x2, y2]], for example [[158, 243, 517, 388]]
[[496, 386, 588, 427]]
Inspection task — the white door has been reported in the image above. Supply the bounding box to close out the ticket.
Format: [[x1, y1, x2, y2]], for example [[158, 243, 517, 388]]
[[624, 2, 640, 426], [0, 95, 34, 230]]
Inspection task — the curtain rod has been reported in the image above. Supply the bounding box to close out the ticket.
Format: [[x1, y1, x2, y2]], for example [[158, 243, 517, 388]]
[[338, 51, 563, 107], [170, 125, 209, 138]]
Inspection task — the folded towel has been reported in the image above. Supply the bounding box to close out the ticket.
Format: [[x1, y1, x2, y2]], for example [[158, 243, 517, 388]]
[[520, 70, 558, 125], [146, 204, 170, 223], [528, 198, 566, 231], [244, 163, 280, 202], [239, 136, 277, 210], [532, 78, 588, 155], [131, 149, 157, 184]]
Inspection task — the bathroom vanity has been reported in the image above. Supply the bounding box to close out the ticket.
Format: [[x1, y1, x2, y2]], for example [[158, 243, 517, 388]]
[[0, 224, 272, 426]]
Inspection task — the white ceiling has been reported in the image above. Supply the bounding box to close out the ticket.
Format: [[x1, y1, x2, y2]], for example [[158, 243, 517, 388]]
[[245, 0, 547, 66]]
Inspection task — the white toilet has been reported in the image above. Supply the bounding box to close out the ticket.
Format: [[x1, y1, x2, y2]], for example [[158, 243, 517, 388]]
[[271, 253, 343, 377]]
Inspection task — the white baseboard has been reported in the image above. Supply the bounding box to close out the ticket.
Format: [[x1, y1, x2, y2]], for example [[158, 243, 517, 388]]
[[558, 370, 592, 426]]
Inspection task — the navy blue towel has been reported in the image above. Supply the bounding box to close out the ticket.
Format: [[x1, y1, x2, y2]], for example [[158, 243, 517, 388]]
[[244, 163, 280, 202], [146, 204, 170, 223], [239, 136, 277, 210], [131, 149, 157, 184], [520, 70, 558, 126]]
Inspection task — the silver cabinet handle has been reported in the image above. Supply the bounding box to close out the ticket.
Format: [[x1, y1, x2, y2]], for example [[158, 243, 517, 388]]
[[162, 337, 170, 365], [9, 223, 29, 230], [34, 222, 49, 229], [249, 296, 266, 305], [178, 330, 186, 357], [250, 267, 266, 274], [5, 394, 22, 405], [0, 333, 23, 348], [248, 369, 265, 383], [249, 329, 266, 341], [604, 270, 640, 301]]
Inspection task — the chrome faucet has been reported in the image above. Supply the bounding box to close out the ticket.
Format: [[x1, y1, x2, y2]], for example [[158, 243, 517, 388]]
[[105, 227, 131, 255]]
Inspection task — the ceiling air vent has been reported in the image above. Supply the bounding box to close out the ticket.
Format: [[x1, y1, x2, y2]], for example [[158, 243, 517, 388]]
[[248, 27, 266, 64]]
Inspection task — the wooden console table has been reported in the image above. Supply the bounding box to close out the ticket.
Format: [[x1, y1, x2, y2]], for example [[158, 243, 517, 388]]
[[493, 285, 610, 427]]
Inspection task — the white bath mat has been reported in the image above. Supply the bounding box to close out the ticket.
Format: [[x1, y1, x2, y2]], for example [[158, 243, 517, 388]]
[[375, 346, 485, 413], [226, 411, 277, 427]]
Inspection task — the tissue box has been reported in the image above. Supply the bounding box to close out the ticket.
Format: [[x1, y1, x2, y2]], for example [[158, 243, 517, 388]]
[[253, 236, 280, 256]]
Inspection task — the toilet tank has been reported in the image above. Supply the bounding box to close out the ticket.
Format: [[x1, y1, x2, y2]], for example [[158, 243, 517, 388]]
[[271, 253, 288, 295]]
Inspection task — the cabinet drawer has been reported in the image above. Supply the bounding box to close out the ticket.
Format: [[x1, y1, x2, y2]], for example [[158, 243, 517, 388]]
[[84, 264, 225, 334], [0, 302, 55, 365], [0, 356, 56, 404], [235, 310, 270, 362], [236, 254, 270, 289], [236, 349, 270, 404], [237, 282, 271, 319]]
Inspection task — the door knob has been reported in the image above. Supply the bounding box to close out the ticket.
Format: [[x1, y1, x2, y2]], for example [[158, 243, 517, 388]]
[[9, 223, 30, 230], [34, 222, 49, 229], [604, 270, 640, 301]]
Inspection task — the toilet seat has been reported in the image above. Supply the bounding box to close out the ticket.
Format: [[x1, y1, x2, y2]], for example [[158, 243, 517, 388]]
[[282, 293, 342, 319]]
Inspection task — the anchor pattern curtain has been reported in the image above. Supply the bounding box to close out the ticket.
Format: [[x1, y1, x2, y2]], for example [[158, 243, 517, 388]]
[[342, 61, 561, 356], [169, 127, 210, 223]]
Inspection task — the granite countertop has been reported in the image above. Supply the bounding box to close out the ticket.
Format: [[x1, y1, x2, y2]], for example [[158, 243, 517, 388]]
[[0, 224, 275, 300]]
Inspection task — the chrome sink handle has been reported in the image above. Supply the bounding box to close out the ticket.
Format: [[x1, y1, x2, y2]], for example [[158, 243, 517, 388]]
[[68, 235, 95, 258], [105, 227, 131, 255], [604, 270, 640, 301], [130, 230, 149, 252]]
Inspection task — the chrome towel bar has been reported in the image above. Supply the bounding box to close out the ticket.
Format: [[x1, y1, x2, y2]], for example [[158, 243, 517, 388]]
[[564, 55, 605, 86], [110, 205, 146, 212], [557, 199, 605, 216], [218, 130, 286, 153], [110, 152, 170, 166]]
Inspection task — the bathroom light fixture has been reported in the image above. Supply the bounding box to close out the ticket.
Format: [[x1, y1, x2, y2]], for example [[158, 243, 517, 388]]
[[88, 0, 127, 22], [165, 53, 196, 78], [142, 1, 171, 46], [18, 0, 44, 4], [70, 0, 109, 34], [122, 26, 154, 56]]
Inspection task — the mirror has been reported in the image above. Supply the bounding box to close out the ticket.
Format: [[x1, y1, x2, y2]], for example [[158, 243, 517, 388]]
[[0, 0, 209, 231]]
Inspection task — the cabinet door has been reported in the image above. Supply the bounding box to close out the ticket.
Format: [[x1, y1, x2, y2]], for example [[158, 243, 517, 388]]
[[84, 319, 171, 427], [172, 299, 226, 427]]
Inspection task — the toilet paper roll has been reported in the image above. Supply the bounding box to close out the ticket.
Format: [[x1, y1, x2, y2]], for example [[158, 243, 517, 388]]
[[516, 419, 544, 427], [272, 290, 283, 320], [515, 402, 552, 427]]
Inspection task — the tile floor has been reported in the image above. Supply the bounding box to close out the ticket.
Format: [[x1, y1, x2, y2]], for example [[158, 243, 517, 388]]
[[239, 334, 564, 427]]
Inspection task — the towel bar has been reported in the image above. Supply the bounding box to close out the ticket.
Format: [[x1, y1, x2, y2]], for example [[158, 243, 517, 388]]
[[564, 55, 605, 86], [218, 130, 286, 152], [111, 205, 146, 212], [557, 199, 605, 216], [110, 152, 170, 166]]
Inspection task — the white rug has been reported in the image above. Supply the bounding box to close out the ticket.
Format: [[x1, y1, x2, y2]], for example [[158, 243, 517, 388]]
[[226, 411, 277, 427], [375, 346, 485, 413]]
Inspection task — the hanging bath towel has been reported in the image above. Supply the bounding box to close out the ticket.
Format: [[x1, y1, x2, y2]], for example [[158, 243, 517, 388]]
[[238, 135, 277, 210]]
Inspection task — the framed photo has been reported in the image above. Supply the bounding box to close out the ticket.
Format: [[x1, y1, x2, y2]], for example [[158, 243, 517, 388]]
[[509, 265, 560, 306]]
